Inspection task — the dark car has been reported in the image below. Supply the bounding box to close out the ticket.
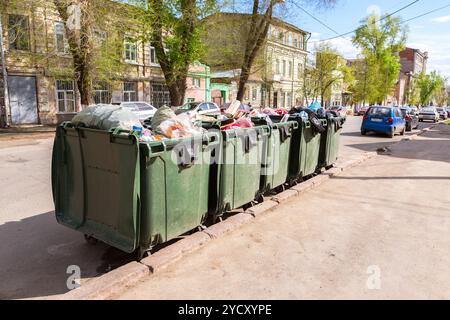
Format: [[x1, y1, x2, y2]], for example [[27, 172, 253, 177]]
[[400, 107, 419, 132], [446, 107, 450, 118]]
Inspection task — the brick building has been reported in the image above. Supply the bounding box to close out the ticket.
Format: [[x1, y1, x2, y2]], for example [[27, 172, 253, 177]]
[[395, 47, 428, 106]]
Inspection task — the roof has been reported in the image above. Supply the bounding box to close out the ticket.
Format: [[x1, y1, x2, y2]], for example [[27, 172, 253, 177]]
[[202, 12, 310, 36]]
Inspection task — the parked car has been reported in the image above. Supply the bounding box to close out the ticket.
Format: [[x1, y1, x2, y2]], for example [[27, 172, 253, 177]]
[[329, 106, 348, 118], [400, 107, 419, 132], [356, 105, 370, 116], [408, 105, 419, 115], [436, 107, 448, 120], [419, 107, 440, 123], [361, 106, 406, 138], [446, 107, 450, 118], [175, 102, 221, 116], [120, 102, 157, 121]]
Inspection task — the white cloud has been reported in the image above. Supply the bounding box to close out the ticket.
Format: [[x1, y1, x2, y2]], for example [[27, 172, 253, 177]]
[[367, 5, 381, 18], [431, 15, 450, 23]]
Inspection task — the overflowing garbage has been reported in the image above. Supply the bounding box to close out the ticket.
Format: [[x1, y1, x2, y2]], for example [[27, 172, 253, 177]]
[[52, 100, 346, 255]]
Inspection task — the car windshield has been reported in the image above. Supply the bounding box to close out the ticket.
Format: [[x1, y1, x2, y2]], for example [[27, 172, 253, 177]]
[[369, 107, 391, 116], [122, 103, 154, 111], [180, 102, 199, 110]]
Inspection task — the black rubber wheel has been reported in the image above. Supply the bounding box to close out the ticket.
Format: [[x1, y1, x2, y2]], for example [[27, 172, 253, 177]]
[[361, 130, 367, 136], [400, 127, 406, 136], [84, 234, 99, 245]]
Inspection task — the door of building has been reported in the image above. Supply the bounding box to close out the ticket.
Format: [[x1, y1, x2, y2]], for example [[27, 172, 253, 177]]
[[8, 76, 38, 124], [273, 92, 278, 108]]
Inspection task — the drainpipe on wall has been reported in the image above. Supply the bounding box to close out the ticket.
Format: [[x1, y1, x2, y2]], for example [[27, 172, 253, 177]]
[[0, 17, 11, 127]]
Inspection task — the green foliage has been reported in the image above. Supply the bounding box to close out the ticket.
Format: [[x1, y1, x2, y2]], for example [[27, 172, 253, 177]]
[[352, 14, 407, 104], [414, 71, 446, 106]]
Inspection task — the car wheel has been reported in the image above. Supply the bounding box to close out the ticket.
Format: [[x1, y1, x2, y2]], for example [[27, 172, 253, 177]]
[[389, 130, 395, 138], [361, 129, 367, 136], [406, 125, 412, 132]]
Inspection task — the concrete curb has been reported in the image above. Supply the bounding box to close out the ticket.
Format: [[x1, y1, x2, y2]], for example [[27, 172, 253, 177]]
[[60, 124, 435, 300]]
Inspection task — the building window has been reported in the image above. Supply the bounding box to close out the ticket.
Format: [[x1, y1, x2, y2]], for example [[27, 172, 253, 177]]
[[148, 46, 158, 65], [192, 77, 201, 88], [282, 60, 286, 76], [288, 61, 293, 78], [244, 87, 249, 100], [287, 92, 292, 108], [151, 83, 171, 108], [94, 81, 111, 104], [252, 87, 258, 101], [299, 35, 304, 50], [94, 30, 107, 46], [55, 22, 69, 54], [123, 82, 137, 102], [124, 38, 137, 63], [294, 38, 298, 48], [8, 15, 30, 51], [56, 80, 76, 113], [275, 59, 280, 75], [298, 63, 303, 80]]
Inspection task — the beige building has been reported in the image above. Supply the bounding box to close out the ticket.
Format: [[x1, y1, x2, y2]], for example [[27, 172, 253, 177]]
[[0, 0, 173, 126], [202, 13, 310, 109]]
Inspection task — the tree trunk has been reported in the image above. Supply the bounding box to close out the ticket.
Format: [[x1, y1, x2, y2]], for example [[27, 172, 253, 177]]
[[236, 0, 277, 101], [54, 0, 94, 108]]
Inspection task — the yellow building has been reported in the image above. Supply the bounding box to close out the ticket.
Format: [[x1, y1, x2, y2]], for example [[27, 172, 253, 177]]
[[202, 13, 310, 109]]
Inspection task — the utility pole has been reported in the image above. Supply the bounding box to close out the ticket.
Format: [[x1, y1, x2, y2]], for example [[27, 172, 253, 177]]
[[0, 17, 11, 127]]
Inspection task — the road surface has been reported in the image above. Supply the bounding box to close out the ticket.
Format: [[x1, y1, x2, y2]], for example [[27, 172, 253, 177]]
[[0, 116, 436, 299]]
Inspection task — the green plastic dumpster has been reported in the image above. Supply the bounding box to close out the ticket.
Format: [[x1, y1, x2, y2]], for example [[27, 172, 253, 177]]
[[252, 118, 299, 192], [318, 116, 344, 170], [214, 125, 270, 220], [52, 122, 220, 255], [289, 117, 324, 180]]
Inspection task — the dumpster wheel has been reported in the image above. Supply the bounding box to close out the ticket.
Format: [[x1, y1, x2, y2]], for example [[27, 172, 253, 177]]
[[84, 234, 99, 245]]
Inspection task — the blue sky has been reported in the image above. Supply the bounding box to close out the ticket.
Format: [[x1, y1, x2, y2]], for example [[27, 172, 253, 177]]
[[285, 0, 450, 78]]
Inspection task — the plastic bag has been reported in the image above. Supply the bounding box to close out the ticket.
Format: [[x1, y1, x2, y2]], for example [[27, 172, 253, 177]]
[[71, 104, 142, 131]]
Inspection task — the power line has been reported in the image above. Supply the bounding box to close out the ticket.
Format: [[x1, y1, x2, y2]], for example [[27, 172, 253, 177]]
[[291, 2, 340, 35], [310, 0, 420, 43], [402, 2, 450, 23]]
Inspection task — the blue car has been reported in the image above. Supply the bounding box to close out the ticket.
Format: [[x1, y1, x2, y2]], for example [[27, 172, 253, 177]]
[[361, 106, 406, 138]]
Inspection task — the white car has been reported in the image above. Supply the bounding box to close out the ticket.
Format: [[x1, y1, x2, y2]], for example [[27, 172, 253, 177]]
[[120, 102, 157, 121], [175, 102, 221, 116]]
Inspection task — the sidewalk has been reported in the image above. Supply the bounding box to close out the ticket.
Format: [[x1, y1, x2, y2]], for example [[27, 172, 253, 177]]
[[116, 124, 450, 300], [0, 125, 56, 144]]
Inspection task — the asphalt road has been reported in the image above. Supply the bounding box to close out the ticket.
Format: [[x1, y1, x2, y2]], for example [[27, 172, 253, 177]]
[[0, 116, 436, 299]]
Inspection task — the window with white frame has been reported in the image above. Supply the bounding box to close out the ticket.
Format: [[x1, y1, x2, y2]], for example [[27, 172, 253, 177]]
[[124, 37, 137, 63], [55, 22, 69, 54], [94, 30, 107, 46], [148, 46, 158, 65], [288, 61, 293, 78], [287, 92, 292, 108], [275, 59, 280, 75], [298, 63, 303, 80], [56, 80, 76, 113], [282, 60, 286, 76], [252, 87, 257, 101], [123, 82, 137, 102], [94, 81, 111, 104], [192, 77, 201, 88]]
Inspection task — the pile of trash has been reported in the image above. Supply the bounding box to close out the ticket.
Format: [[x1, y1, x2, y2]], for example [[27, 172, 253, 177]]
[[71, 101, 345, 143]]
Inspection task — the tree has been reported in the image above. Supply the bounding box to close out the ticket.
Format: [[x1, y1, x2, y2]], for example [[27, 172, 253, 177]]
[[352, 14, 407, 105], [415, 71, 446, 107], [235, 0, 336, 101], [52, 0, 96, 107], [310, 43, 351, 107], [130, 0, 218, 106]]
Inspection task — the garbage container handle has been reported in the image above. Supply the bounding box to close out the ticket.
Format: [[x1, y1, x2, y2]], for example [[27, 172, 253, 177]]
[[292, 122, 299, 130], [148, 142, 167, 157], [305, 121, 311, 129], [260, 126, 271, 137], [203, 132, 221, 147]]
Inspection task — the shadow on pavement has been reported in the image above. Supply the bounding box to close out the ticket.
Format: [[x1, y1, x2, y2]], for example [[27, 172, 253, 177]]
[[0, 211, 135, 300]]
